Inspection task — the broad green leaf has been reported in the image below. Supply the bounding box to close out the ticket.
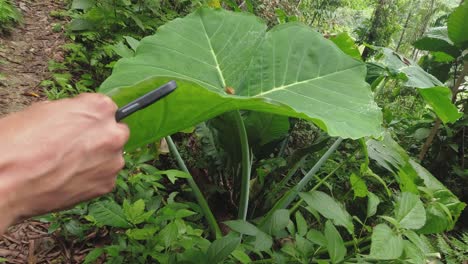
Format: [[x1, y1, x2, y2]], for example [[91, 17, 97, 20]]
[[448, 1, 468, 48], [295, 211, 308, 237], [112, 41, 134, 58], [350, 173, 368, 198], [402, 240, 426, 264], [260, 209, 290, 236], [369, 224, 404, 260], [367, 133, 408, 174], [84, 248, 104, 264], [206, 233, 241, 263], [300, 191, 354, 234], [123, 199, 154, 225], [413, 27, 460, 57], [244, 112, 290, 146], [379, 215, 400, 228], [296, 235, 315, 257], [403, 230, 436, 255], [254, 231, 273, 251], [99, 8, 382, 150], [64, 219, 84, 237], [124, 36, 140, 52], [224, 220, 259, 236], [155, 170, 190, 184], [417, 204, 450, 234], [378, 48, 461, 123], [397, 162, 420, 193], [88, 201, 131, 228], [160, 222, 179, 248], [174, 209, 197, 219], [306, 229, 327, 247], [324, 221, 346, 264], [330, 32, 362, 60], [123, 199, 145, 219], [231, 249, 252, 264], [419, 87, 462, 125], [395, 192, 426, 230], [367, 192, 380, 218]]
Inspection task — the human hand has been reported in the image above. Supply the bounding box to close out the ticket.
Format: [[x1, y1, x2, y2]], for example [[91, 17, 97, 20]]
[[0, 94, 129, 232]]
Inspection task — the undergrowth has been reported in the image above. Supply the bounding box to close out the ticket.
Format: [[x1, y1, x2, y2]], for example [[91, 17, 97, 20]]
[[0, 0, 21, 34]]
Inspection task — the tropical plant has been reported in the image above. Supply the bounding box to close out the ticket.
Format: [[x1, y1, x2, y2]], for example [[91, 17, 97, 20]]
[[79, 7, 466, 263]]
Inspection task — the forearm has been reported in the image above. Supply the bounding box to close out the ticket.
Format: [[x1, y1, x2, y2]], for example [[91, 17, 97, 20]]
[[0, 180, 19, 234]]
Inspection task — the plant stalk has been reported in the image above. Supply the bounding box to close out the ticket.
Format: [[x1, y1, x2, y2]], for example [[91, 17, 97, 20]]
[[289, 149, 358, 214], [165, 136, 222, 238], [233, 111, 252, 221], [259, 138, 343, 226]]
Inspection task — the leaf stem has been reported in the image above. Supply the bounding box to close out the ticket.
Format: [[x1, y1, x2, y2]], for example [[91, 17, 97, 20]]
[[260, 138, 343, 226], [289, 149, 357, 214], [165, 136, 222, 238], [233, 111, 252, 220]]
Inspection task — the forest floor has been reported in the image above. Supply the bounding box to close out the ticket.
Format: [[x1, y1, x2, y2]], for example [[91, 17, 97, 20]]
[[0, 0, 64, 115], [0, 1, 87, 263]]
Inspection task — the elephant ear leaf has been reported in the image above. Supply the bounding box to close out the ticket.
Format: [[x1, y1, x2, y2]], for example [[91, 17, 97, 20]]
[[100, 8, 382, 150], [448, 1, 468, 49]]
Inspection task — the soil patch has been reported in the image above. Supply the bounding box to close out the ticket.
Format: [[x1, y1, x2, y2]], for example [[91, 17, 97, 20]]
[[0, 0, 65, 116]]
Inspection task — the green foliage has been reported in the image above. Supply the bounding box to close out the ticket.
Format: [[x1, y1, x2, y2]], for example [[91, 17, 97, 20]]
[[37, 2, 468, 264], [100, 8, 382, 150], [300, 191, 354, 234], [369, 223, 404, 259], [434, 232, 468, 264], [372, 47, 462, 123], [447, 0, 468, 49], [0, 0, 21, 34]]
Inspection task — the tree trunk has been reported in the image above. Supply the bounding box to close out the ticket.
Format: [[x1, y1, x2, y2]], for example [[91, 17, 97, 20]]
[[411, 0, 436, 59], [396, 7, 413, 52]]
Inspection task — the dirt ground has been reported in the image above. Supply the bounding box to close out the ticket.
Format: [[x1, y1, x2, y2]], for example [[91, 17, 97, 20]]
[[0, 1, 77, 263], [0, 0, 65, 116]]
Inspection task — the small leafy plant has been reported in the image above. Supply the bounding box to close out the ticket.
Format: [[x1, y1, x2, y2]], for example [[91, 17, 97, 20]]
[[0, 0, 21, 34]]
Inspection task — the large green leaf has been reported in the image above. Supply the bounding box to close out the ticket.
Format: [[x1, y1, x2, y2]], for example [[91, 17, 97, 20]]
[[99, 8, 382, 150], [418, 87, 461, 124], [395, 192, 426, 230], [324, 221, 346, 264], [413, 27, 460, 57], [378, 48, 462, 124], [243, 112, 289, 146], [367, 192, 381, 218], [369, 224, 404, 260], [88, 200, 131, 228], [448, 1, 468, 48], [224, 220, 259, 236], [206, 233, 241, 263], [330, 32, 362, 60], [260, 209, 290, 236], [300, 191, 354, 234]]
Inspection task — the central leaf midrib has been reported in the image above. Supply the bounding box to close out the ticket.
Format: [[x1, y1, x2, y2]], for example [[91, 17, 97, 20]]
[[254, 65, 362, 97], [199, 16, 227, 88]]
